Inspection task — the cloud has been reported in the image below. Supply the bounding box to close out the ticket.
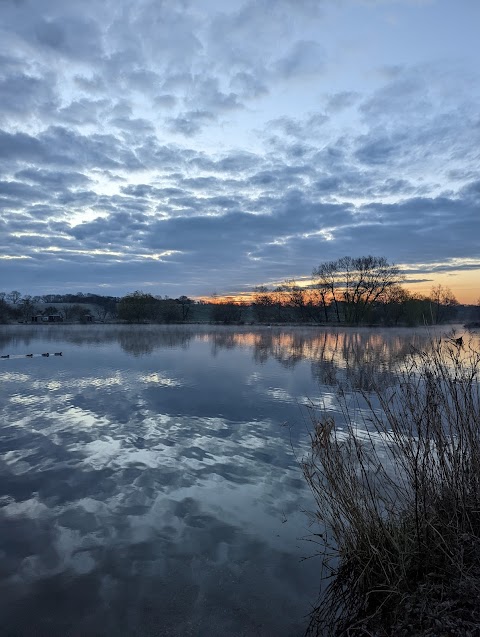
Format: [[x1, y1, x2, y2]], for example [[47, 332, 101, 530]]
[[166, 110, 216, 137], [0, 0, 478, 298], [0, 71, 57, 122], [273, 40, 325, 79], [268, 113, 328, 140], [33, 15, 103, 61], [324, 91, 360, 112]]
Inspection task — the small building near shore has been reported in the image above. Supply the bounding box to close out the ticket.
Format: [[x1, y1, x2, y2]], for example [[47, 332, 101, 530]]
[[31, 314, 63, 323]]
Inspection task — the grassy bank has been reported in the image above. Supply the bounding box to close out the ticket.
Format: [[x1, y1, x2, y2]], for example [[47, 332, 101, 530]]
[[303, 335, 480, 636]]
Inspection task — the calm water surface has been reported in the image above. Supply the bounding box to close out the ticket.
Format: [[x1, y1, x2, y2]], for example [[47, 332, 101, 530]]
[[0, 324, 458, 636]]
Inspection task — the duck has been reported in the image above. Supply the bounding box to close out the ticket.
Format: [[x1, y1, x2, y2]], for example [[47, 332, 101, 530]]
[[41, 353, 50, 357], [26, 354, 33, 358], [54, 352, 62, 356], [1, 354, 9, 359]]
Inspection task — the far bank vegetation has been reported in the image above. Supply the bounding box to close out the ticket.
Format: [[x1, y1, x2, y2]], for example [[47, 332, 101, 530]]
[[1, 255, 479, 326]]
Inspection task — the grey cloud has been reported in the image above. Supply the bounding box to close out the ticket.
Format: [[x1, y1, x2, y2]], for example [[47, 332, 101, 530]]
[[27, 205, 68, 220], [186, 151, 261, 175], [273, 40, 325, 79], [181, 176, 225, 191], [92, 195, 151, 215], [166, 111, 216, 137], [56, 98, 110, 125], [120, 184, 163, 198], [186, 77, 243, 112], [268, 113, 328, 139], [0, 0, 478, 297], [39, 126, 142, 171], [229, 72, 268, 99], [16, 168, 92, 189], [186, 152, 258, 174], [161, 72, 194, 92], [0, 72, 57, 119], [354, 66, 480, 179], [0, 126, 144, 172], [0, 196, 28, 210], [324, 91, 360, 112], [154, 94, 177, 108], [359, 74, 428, 124], [331, 195, 480, 263], [355, 135, 399, 165], [33, 15, 104, 61], [0, 180, 48, 201], [134, 140, 193, 171], [208, 0, 323, 74], [64, 190, 353, 265], [461, 180, 480, 201], [54, 189, 98, 208], [0, 130, 48, 164], [109, 117, 155, 135], [126, 69, 162, 92], [0, 53, 25, 74], [250, 165, 311, 189], [74, 74, 106, 93], [2, 176, 479, 296]]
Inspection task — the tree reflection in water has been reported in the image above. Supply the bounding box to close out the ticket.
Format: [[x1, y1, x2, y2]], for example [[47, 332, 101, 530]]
[[0, 324, 457, 393]]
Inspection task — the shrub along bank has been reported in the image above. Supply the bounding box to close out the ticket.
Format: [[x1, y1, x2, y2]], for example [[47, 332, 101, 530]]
[[303, 335, 480, 636]]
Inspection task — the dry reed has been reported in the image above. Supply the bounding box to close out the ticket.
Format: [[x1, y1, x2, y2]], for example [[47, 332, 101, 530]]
[[302, 334, 480, 636]]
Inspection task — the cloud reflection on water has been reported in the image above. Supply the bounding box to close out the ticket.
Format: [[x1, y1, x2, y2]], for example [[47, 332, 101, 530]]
[[0, 324, 471, 636]]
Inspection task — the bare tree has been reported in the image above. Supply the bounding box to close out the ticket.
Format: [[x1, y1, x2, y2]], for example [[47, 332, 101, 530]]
[[347, 256, 400, 323], [380, 284, 411, 326], [312, 261, 342, 322], [19, 296, 36, 322], [177, 296, 193, 321], [311, 281, 330, 323], [313, 256, 400, 324], [94, 305, 111, 323], [7, 290, 22, 304], [429, 284, 458, 324], [252, 286, 275, 323], [284, 280, 309, 322]]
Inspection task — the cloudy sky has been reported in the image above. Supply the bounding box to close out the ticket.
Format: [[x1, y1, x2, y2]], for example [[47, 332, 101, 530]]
[[0, 0, 479, 301]]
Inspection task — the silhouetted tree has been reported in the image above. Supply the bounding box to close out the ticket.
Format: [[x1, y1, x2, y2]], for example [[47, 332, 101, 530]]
[[177, 296, 193, 321], [312, 261, 342, 322], [159, 299, 182, 323], [19, 296, 36, 322], [313, 256, 400, 323], [252, 286, 276, 323], [378, 285, 411, 326], [7, 290, 22, 304], [210, 302, 243, 324], [284, 280, 310, 322], [429, 285, 458, 324], [118, 291, 157, 322], [0, 297, 13, 323]]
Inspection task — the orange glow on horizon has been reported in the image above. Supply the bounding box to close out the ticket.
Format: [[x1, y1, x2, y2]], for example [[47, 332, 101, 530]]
[[196, 269, 480, 306]]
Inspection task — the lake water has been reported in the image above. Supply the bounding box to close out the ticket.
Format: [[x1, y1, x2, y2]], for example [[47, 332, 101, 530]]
[[0, 324, 461, 636]]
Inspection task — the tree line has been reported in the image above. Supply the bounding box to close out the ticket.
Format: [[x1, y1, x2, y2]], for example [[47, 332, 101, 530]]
[[1, 255, 479, 326], [251, 256, 464, 326]]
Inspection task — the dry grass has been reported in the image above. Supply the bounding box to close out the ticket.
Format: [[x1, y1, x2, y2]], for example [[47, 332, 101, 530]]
[[302, 334, 480, 636]]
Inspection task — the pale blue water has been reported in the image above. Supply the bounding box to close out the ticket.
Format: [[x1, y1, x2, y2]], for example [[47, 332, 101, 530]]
[[0, 324, 441, 636]]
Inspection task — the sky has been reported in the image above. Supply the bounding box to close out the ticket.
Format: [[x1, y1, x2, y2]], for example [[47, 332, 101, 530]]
[[0, 0, 479, 303]]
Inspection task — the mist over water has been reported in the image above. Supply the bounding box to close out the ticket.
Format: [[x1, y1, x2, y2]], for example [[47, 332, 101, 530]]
[[0, 324, 461, 636]]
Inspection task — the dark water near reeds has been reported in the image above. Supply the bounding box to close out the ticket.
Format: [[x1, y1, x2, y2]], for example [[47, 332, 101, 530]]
[[0, 324, 467, 636]]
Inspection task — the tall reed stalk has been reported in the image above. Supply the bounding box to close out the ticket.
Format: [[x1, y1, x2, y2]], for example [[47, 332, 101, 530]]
[[303, 335, 480, 636]]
